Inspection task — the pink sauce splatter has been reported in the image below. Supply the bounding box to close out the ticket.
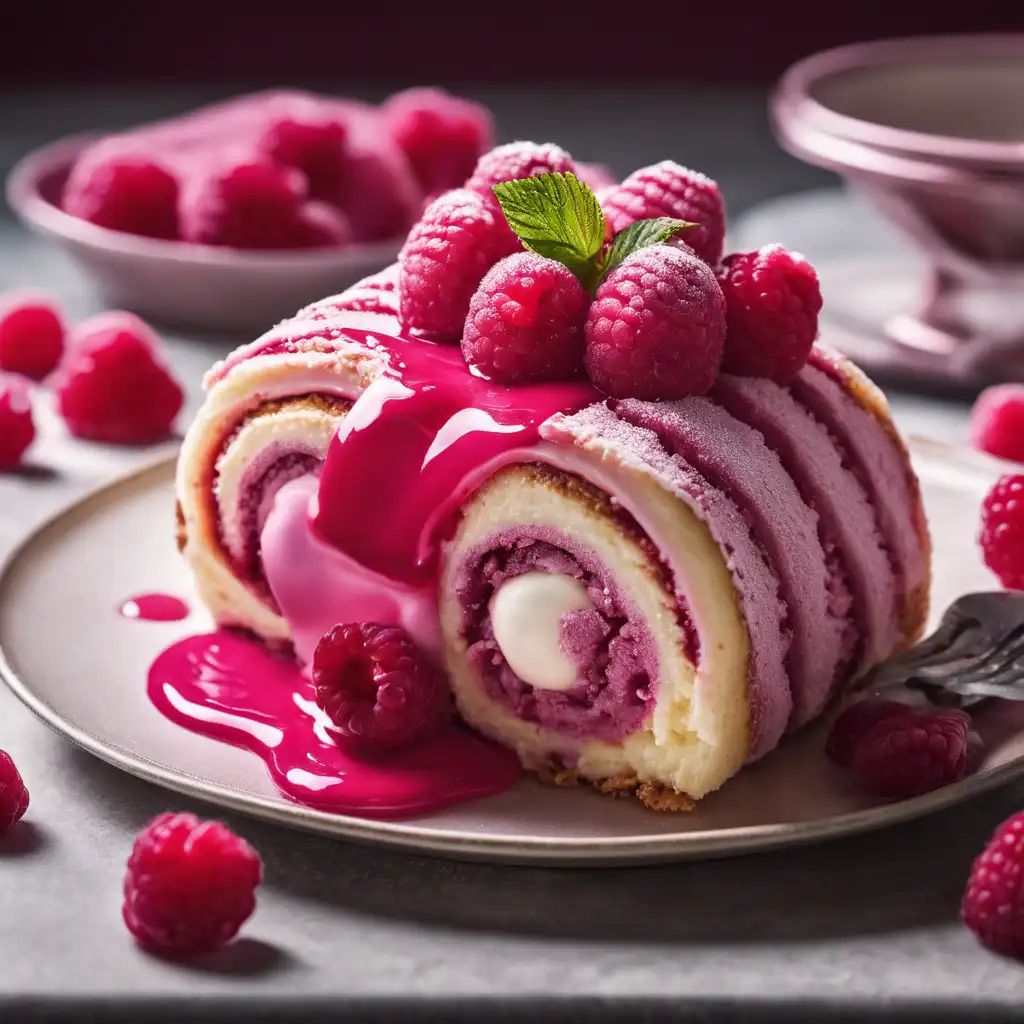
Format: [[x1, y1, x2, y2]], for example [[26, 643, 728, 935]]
[[148, 631, 521, 819], [119, 593, 190, 622]]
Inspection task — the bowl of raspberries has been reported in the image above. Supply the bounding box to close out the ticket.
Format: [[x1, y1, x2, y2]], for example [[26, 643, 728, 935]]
[[5, 88, 496, 333]]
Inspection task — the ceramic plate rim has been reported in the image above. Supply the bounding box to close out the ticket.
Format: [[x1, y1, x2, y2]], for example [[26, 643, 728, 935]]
[[1, 449, 1021, 866]]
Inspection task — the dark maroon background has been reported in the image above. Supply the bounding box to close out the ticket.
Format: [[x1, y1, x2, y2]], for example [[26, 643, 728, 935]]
[[5, 5, 1022, 85]]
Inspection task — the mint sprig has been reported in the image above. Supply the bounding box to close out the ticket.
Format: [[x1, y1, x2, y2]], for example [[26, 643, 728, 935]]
[[492, 172, 697, 295]]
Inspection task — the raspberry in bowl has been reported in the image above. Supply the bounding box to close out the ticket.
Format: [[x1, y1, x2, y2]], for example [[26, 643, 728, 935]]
[[5, 89, 493, 333]]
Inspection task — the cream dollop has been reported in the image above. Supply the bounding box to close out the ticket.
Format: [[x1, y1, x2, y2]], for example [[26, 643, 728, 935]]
[[489, 571, 593, 691]]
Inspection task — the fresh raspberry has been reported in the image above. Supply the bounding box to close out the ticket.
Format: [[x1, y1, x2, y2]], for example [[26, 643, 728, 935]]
[[297, 265, 399, 320], [0, 291, 64, 381], [334, 135, 421, 242], [180, 161, 310, 249], [980, 474, 1024, 589], [825, 698, 911, 768], [0, 374, 35, 469], [54, 312, 183, 444], [962, 811, 1024, 957], [466, 141, 577, 195], [971, 385, 1024, 464], [383, 88, 494, 194], [0, 749, 29, 832], [257, 111, 349, 202], [312, 622, 448, 752], [462, 252, 589, 384], [123, 812, 262, 954], [64, 155, 180, 239], [848, 708, 971, 799], [584, 243, 725, 400], [398, 188, 519, 340], [602, 161, 725, 266], [717, 245, 822, 384], [291, 201, 351, 248]]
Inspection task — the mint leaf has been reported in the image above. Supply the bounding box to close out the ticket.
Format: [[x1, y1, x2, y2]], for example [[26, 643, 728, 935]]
[[599, 218, 697, 283], [492, 172, 606, 290]]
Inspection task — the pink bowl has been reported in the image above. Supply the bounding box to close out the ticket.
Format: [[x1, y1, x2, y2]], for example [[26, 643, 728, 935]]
[[5, 135, 402, 335], [772, 34, 1024, 386]]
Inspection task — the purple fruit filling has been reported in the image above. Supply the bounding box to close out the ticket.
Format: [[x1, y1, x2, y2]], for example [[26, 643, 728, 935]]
[[454, 526, 662, 743]]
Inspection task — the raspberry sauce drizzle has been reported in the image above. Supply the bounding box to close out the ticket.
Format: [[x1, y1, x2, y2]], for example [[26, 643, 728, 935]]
[[148, 631, 521, 818], [119, 593, 190, 622]]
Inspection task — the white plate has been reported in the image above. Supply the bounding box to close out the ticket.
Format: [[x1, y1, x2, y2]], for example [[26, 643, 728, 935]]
[[1, 440, 1022, 866]]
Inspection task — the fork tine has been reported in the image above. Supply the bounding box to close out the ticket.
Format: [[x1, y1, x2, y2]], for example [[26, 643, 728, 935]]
[[912, 627, 1024, 684]]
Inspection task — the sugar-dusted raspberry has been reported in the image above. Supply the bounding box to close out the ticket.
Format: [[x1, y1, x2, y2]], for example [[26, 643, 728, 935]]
[[584, 243, 725, 400], [123, 812, 262, 954], [462, 252, 589, 384], [717, 245, 822, 384], [849, 708, 971, 799], [297, 264, 399, 320], [54, 311, 183, 444], [383, 87, 494, 194], [291, 201, 351, 248], [0, 291, 64, 380], [0, 374, 35, 469], [64, 155, 180, 239], [179, 160, 309, 249], [334, 135, 422, 242], [398, 188, 519, 340], [971, 385, 1024, 465], [825, 698, 911, 768], [312, 622, 448, 752], [466, 141, 577, 195], [257, 111, 349, 202], [0, 749, 29, 832], [980, 474, 1024, 589], [602, 161, 725, 266], [963, 810, 1024, 957]]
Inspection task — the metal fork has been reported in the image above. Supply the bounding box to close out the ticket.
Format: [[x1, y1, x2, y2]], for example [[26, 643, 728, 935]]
[[866, 592, 1024, 708]]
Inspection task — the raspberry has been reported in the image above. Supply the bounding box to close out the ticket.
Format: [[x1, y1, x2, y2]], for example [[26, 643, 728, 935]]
[[825, 698, 911, 768], [602, 161, 725, 266], [291, 201, 351, 248], [383, 88, 494, 194], [462, 252, 589, 384], [54, 312, 184, 444], [0, 291, 65, 380], [257, 111, 349, 202], [717, 246, 822, 384], [0, 374, 35, 469], [312, 622, 448, 752], [180, 161, 310, 249], [848, 708, 971, 799], [971, 385, 1024, 464], [577, 161, 617, 193], [0, 750, 29, 832], [980, 474, 1024, 589], [123, 812, 262, 954], [334, 136, 421, 242], [398, 189, 519, 340], [584, 243, 725, 400], [297, 265, 399, 320], [466, 141, 577, 195], [963, 811, 1024, 957], [64, 155, 180, 239]]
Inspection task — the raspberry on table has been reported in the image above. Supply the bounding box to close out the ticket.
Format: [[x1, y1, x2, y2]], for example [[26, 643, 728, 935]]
[[717, 245, 822, 384], [0, 374, 36, 470], [980, 474, 1024, 590], [963, 810, 1024, 958], [970, 385, 1024, 465], [0, 749, 29, 832], [123, 812, 262, 954], [257, 111, 350, 203], [462, 252, 589, 384], [297, 265, 399, 320], [584, 243, 725, 400], [312, 622, 449, 752], [848, 708, 971, 799], [398, 188, 520, 340], [63, 155, 180, 239], [54, 311, 184, 444], [383, 87, 494, 195], [601, 161, 725, 266], [466, 141, 577, 195], [825, 698, 911, 768], [0, 291, 64, 380]]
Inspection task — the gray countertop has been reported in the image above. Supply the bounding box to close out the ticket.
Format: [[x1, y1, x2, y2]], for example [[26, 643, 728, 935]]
[[1, 88, 1020, 1023]]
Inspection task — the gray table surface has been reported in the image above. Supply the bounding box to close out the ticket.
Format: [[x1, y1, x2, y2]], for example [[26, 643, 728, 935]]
[[1, 87, 1020, 1023]]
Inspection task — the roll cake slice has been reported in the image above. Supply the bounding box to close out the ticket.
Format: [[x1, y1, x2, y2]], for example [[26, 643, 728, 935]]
[[176, 295, 930, 809]]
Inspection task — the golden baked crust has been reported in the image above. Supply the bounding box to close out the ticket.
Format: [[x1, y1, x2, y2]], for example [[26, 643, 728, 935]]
[[536, 764, 696, 812]]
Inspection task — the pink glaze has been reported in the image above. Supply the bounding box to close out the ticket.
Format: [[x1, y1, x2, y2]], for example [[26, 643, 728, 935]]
[[118, 593, 190, 622], [148, 630, 521, 818]]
